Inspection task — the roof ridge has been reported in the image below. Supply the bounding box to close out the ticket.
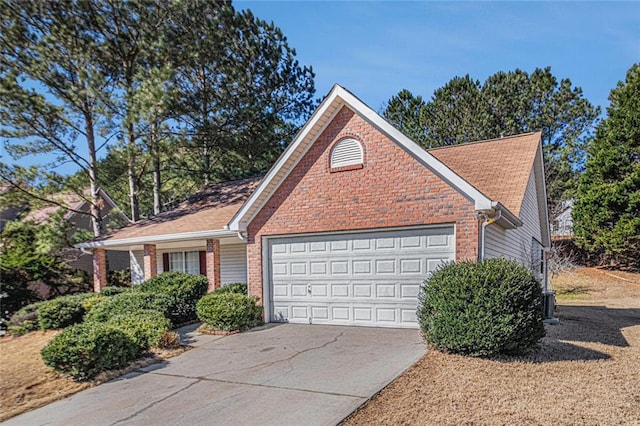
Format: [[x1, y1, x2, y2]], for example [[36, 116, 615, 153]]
[[427, 131, 540, 151]]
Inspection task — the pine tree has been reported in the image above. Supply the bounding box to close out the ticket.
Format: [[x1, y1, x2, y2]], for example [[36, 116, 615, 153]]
[[382, 68, 600, 202], [573, 64, 640, 267], [0, 0, 112, 236]]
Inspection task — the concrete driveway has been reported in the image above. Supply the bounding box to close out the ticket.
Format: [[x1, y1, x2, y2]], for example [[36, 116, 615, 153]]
[[6, 324, 424, 426]]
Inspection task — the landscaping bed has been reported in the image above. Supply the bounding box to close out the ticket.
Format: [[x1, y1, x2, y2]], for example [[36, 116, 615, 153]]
[[343, 267, 640, 425], [0, 331, 187, 422]]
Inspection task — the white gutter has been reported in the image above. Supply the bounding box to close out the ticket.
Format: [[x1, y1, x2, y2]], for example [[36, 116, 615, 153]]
[[491, 201, 523, 228], [75, 228, 238, 249]]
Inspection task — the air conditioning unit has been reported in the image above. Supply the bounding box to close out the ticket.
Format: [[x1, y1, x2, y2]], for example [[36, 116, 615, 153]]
[[542, 291, 555, 319]]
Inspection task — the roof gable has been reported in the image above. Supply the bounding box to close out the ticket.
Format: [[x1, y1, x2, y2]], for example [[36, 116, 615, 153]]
[[229, 84, 497, 232]]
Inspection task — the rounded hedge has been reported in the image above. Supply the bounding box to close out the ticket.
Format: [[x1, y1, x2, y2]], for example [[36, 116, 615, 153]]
[[100, 286, 131, 297], [84, 292, 173, 324], [137, 272, 208, 324], [196, 292, 262, 331], [418, 258, 545, 357], [8, 302, 42, 336], [214, 282, 247, 295], [37, 293, 94, 330], [106, 310, 171, 349], [41, 322, 139, 380]]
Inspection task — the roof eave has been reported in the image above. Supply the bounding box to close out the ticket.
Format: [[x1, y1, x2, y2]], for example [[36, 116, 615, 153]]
[[75, 228, 238, 250], [490, 201, 523, 229]]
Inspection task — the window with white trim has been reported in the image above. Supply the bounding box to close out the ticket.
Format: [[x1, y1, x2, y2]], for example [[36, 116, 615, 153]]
[[330, 138, 363, 169], [169, 251, 200, 275]]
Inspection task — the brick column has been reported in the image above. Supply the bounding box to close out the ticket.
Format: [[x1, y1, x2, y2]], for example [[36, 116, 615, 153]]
[[205, 239, 221, 292], [93, 248, 108, 292], [143, 244, 158, 281]]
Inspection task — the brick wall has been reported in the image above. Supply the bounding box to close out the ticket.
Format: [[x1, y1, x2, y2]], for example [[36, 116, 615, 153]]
[[247, 106, 479, 300], [143, 244, 157, 280], [93, 248, 108, 292], [205, 239, 221, 292]]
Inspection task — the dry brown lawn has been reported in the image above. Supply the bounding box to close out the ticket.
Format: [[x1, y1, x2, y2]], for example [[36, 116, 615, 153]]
[[0, 330, 187, 422], [343, 267, 640, 426]]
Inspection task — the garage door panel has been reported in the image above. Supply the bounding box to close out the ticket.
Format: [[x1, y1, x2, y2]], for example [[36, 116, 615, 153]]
[[269, 226, 454, 328]]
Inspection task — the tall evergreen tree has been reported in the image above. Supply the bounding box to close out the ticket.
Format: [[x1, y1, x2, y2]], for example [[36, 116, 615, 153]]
[[572, 64, 640, 267], [0, 0, 112, 236], [383, 68, 600, 202], [170, 3, 316, 185]]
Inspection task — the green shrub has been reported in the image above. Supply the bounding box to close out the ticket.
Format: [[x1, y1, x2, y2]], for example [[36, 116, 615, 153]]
[[81, 294, 107, 314], [38, 293, 94, 330], [107, 269, 131, 288], [8, 302, 43, 336], [41, 322, 139, 380], [418, 258, 545, 357], [196, 292, 262, 331], [84, 291, 173, 324], [214, 282, 247, 295], [137, 272, 208, 324], [100, 286, 131, 297], [106, 310, 171, 349]]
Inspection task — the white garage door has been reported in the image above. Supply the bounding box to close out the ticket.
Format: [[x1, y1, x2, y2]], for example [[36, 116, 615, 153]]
[[268, 226, 455, 328]]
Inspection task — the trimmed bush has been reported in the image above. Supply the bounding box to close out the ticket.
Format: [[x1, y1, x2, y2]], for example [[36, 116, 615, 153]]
[[8, 302, 43, 336], [106, 310, 171, 349], [214, 282, 247, 295], [100, 286, 131, 297], [196, 292, 262, 331], [137, 272, 208, 324], [41, 322, 139, 380], [418, 258, 545, 357], [38, 293, 94, 330], [84, 291, 173, 324]]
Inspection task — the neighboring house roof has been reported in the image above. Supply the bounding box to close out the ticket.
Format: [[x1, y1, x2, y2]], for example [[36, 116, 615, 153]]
[[229, 84, 538, 232], [429, 132, 541, 218], [88, 177, 261, 246], [23, 188, 128, 224]]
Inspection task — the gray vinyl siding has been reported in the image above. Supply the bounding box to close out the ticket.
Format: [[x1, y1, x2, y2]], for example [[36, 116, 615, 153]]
[[68, 249, 129, 275], [220, 244, 247, 284], [484, 168, 543, 268]]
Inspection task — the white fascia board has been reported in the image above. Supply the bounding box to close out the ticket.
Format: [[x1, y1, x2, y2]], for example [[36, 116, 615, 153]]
[[229, 84, 495, 230], [228, 85, 345, 231], [75, 228, 237, 250]]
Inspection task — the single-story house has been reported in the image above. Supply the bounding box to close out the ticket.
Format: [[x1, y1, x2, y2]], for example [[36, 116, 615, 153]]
[[79, 85, 551, 329]]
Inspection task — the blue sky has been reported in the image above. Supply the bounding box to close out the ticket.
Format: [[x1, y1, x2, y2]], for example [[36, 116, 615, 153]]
[[2, 1, 639, 175], [238, 1, 639, 112]]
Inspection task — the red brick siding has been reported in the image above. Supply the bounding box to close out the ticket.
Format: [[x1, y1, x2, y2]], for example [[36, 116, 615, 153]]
[[93, 248, 108, 292], [247, 106, 479, 300], [143, 244, 157, 281], [205, 239, 221, 293]]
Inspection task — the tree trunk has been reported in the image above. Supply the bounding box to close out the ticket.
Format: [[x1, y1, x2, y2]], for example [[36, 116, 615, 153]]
[[84, 111, 102, 237], [203, 144, 210, 186], [152, 119, 161, 215], [128, 122, 140, 221]]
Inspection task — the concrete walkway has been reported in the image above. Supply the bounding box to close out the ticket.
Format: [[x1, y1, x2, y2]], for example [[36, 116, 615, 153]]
[[5, 324, 424, 426]]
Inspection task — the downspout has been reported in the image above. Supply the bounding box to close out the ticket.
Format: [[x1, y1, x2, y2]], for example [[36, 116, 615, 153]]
[[236, 231, 248, 242], [476, 213, 489, 261], [477, 210, 502, 261]]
